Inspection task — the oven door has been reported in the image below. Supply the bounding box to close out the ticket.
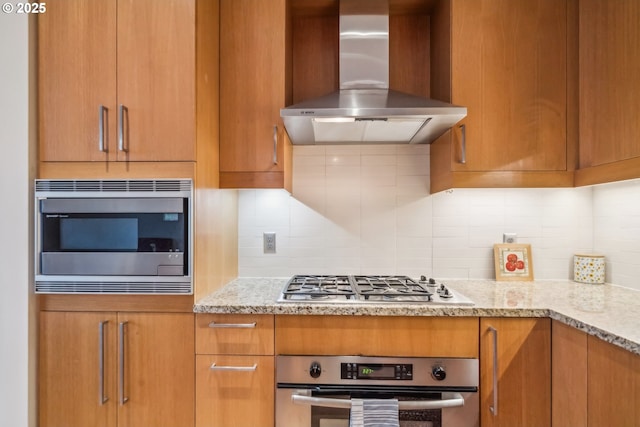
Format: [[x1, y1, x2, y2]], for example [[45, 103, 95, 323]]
[[276, 386, 479, 427]]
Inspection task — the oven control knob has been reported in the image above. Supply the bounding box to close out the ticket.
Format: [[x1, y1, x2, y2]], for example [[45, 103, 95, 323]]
[[309, 362, 322, 378], [432, 366, 447, 381]]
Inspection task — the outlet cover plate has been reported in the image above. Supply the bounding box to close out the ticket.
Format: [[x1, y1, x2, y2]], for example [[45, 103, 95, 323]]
[[263, 232, 276, 254], [503, 233, 517, 244]]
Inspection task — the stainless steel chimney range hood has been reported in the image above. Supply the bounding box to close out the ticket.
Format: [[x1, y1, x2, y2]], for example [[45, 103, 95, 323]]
[[281, 0, 466, 145]]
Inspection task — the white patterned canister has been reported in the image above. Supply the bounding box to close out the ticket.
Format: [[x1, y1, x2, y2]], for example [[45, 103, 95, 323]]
[[573, 254, 605, 284]]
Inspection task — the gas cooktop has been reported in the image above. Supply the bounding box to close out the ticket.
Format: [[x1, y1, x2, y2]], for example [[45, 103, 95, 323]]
[[277, 275, 474, 306]]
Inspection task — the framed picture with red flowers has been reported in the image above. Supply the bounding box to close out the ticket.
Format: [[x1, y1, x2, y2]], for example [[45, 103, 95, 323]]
[[493, 244, 534, 281]]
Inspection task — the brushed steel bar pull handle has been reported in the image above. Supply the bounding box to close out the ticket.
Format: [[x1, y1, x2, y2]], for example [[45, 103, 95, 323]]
[[118, 321, 129, 405], [488, 326, 498, 416], [210, 363, 257, 372], [273, 125, 278, 165], [459, 124, 466, 164], [98, 105, 108, 152], [208, 321, 256, 329], [291, 392, 465, 410], [118, 105, 128, 152], [98, 321, 108, 405]]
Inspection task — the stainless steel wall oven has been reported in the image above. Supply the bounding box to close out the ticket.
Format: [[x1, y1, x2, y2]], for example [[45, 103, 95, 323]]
[[35, 179, 193, 294], [276, 355, 479, 427]]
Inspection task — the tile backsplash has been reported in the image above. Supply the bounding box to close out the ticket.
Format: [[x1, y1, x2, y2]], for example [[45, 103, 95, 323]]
[[238, 145, 640, 291]]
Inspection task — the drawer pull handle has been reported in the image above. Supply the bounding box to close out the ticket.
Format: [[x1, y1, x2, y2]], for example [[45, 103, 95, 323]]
[[459, 124, 466, 164], [208, 321, 256, 329], [210, 363, 257, 372], [98, 320, 108, 405], [273, 125, 278, 165], [98, 105, 108, 153], [488, 326, 498, 416], [118, 321, 129, 405], [118, 104, 128, 152]]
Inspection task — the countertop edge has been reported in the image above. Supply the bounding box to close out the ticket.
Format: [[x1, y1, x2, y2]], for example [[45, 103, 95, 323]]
[[193, 278, 640, 356]]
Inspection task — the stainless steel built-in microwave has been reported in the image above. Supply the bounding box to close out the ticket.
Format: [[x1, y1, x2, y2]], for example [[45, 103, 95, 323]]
[[35, 179, 193, 294]]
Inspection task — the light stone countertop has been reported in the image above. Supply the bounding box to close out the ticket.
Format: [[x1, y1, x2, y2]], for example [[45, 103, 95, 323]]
[[194, 278, 640, 356]]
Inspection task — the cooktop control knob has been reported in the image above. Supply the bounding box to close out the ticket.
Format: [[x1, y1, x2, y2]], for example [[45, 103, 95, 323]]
[[432, 365, 447, 381], [309, 361, 322, 378]]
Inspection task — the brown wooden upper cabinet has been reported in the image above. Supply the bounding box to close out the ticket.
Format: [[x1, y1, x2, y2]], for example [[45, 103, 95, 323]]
[[576, 0, 640, 186], [39, 0, 196, 162], [219, 0, 292, 190], [430, 0, 576, 192]]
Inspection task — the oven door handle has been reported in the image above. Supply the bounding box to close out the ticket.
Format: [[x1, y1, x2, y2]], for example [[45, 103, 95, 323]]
[[291, 392, 466, 410]]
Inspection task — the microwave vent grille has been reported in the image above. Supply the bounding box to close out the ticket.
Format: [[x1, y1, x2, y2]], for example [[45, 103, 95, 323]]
[[35, 281, 192, 295], [35, 179, 192, 193]]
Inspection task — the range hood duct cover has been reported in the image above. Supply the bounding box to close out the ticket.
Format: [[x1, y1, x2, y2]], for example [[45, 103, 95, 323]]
[[281, 0, 467, 145]]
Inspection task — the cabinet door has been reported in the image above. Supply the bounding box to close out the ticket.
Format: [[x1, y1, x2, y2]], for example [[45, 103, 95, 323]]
[[480, 318, 550, 427], [588, 336, 640, 426], [39, 311, 118, 427], [116, 0, 195, 162], [451, 0, 567, 172], [39, 0, 117, 162], [196, 355, 274, 427], [219, 0, 290, 188], [117, 312, 195, 427], [579, 0, 640, 168], [575, 0, 640, 186], [551, 321, 587, 427]]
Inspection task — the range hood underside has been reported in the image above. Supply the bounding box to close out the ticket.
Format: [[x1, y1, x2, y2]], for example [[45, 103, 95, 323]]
[[281, 89, 467, 145]]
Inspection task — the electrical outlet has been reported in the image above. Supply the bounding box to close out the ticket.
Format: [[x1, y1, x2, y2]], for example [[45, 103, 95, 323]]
[[263, 232, 276, 254], [503, 233, 517, 244]]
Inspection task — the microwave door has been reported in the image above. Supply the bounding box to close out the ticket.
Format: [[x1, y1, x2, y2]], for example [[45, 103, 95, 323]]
[[38, 197, 187, 277]]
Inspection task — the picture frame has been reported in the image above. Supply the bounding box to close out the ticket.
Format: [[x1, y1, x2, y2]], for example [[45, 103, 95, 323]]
[[493, 243, 534, 281]]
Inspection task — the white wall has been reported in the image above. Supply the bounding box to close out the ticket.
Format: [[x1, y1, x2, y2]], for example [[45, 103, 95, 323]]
[[593, 179, 640, 289], [239, 145, 640, 290], [0, 12, 36, 427]]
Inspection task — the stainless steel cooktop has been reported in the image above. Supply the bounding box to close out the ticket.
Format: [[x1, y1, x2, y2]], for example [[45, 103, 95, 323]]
[[277, 275, 474, 305]]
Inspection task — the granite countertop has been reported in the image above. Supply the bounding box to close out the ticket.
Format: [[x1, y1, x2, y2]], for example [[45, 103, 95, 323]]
[[194, 278, 640, 356]]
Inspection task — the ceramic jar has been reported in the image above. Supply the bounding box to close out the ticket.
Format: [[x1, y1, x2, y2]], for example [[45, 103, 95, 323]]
[[574, 254, 605, 284]]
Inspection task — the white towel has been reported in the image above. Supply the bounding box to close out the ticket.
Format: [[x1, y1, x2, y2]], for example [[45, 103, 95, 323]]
[[349, 398, 400, 427]]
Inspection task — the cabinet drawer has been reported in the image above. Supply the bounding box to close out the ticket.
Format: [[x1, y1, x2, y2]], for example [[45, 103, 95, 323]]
[[196, 314, 274, 355], [196, 354, 274, 427], [275, 315, 479, 357]]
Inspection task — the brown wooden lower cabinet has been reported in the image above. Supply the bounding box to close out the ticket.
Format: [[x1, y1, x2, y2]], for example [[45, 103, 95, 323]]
[[552, 319, 640, 427], [39, 311, 195, 427], [194, 314, 275, 427], [552, 320, 588, 427], [587, 335, 640, 426], [195, 355, 274, 427], [480, 317, 551, 427]]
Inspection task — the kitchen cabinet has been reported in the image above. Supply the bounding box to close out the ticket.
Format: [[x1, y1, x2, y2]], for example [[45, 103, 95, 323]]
[[587, 335, 640, 426], [195, 314, 275, 427], [38, 0, 196, 163], [552, 320, 640, 427], [551, 320, 587, 427], [275, 315, 479, 357], [480, 317, 550, 427], [39, 311, 195, 427], [575, 0, 640, 186], [429, 0, 576, 192], [219, 0, 292, 190]]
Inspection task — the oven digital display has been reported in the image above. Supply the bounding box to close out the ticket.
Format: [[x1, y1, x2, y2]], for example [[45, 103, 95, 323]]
[[358, 364, 395, 379], [341, 363, 413, 380]]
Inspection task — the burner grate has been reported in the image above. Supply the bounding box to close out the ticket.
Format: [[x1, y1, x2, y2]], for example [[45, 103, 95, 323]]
[[352, 276, 433, 300], [282, 275, 356, 300]]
